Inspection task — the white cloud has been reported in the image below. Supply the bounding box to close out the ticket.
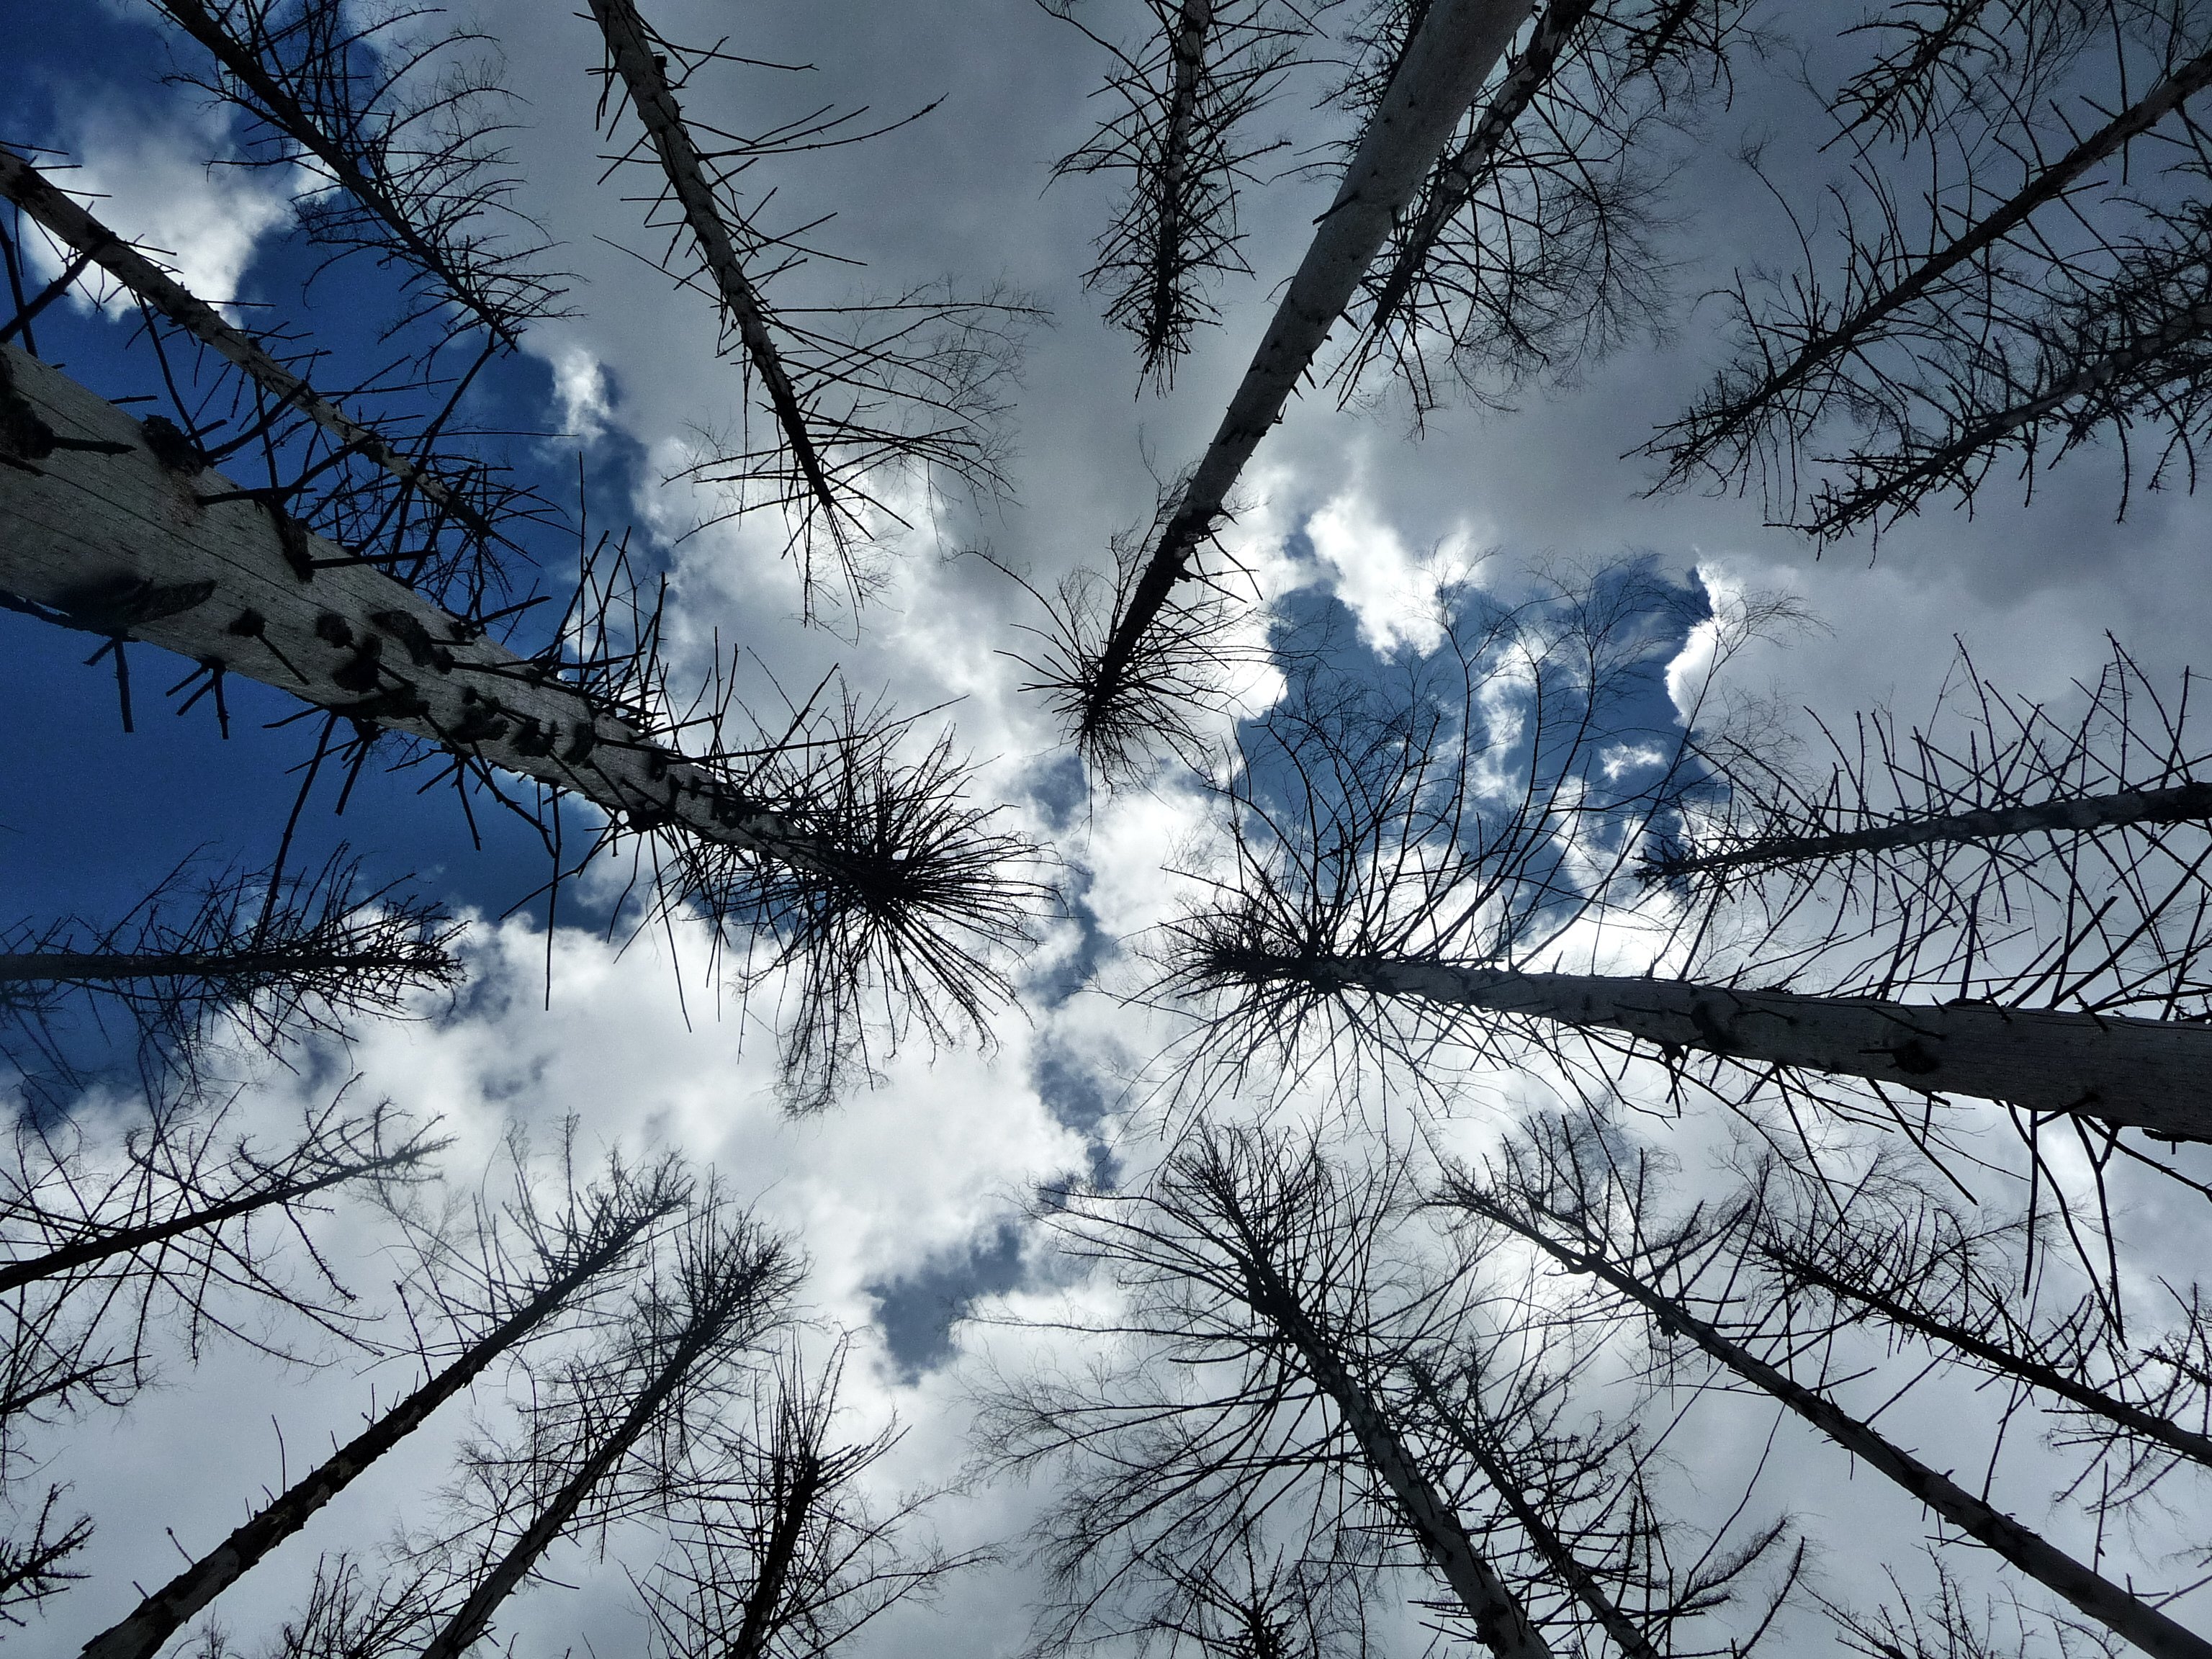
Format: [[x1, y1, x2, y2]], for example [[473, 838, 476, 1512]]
[[544, 340, 613, 443], [26, 104, 292, 320], [1301, 486, 1481, 658]]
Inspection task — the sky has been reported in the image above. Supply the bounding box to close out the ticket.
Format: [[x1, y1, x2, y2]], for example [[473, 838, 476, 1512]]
[[4, 1, 2212, 1655]]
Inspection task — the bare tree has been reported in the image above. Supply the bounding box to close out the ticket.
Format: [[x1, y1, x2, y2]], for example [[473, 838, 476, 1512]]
[[1645, 3, 2212, 534], [147, 0, 569, 357], [404, 1195, 800, 1659], [1, 851, 461, 1104], [1434, 1117, 2212, 1659], [1034, 0, 1535, 770], [635, 1340, 981, 1659], [992, 1121, 1791, 1658], [1043, 0, 1318, 388], [75, 1141, 687, 1659], [588, 0, 1035, 616]]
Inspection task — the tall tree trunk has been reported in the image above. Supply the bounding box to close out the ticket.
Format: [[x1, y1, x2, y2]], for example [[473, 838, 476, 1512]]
[[0, 343, 848, 885], [1448, 1179, 2212, 1659], [1225, 950, 2212, 1140], [1235, 1244, 1553, 1658], [75, 1195, 669, 1659], [414, 1224, 790, 1659], [1650, 46, 2212, 488], [1403, 1359, 1659, 1659], [1360, 0, 1599, 346], [1077, 0, 1535, 746], [1650, 781, 2212, 878]]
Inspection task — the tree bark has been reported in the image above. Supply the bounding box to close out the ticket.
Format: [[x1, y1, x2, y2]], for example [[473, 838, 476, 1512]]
[[1079, 0, 1535, 741], [1404, 1359, 1658, 1659], [1455, 1188, 2212, 1659], [0, 949, 428, 984], [0, 343, 846, 884], [1236, 1252, 1553, 1658], [1244, 951, 2212, 1141], [1653, 781, 2212, 877], [0, 152, 493, 540], [1361, 0, 1599, 345], [585, 0, 841, 540], [75, 1210, 662, 1659]]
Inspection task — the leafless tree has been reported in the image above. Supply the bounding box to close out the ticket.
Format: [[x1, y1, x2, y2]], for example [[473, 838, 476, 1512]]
[[1434, 1115, 2212, 1659], [76, 1138, 687, 1659], [397, 1193, 801, 1659], [1, 851, 461, 1105], [635, 1339, 983, 1659], [1645, 2, 2212, 535], [1335, 0, 1764, 420], [1038, 0, 1534, 772], [587, 0, 1036, 617], [1043, 0, 1321, 389], [0, 202, 1044, 1107], [148, 0, 570, 358], [990, 1120, 1794, 1658]]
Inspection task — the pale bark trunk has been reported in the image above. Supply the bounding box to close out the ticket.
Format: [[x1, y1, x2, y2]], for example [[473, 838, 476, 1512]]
[[1261, 953, 2212, 1141], [0, 344, 842, 883], [1238, 1251, 1553, 1658], [76, 1218, 655, 1659], [1404, 1359, 1658, 1659], [1362, 0, 1598, 343], [1082, 0, 1534, 735], [1657, 781, 2212, 877], [1460, 1193, 2212, 1659], [0, 152, 492, 541], [585, 0, 840, 535]]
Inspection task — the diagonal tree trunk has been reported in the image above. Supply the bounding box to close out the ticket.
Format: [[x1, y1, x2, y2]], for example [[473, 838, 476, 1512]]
[[1233, 1229, 1554, 1658], [0, 342, 852, 886], [1650, 46, 2212, 490], [1075, 0, 1536, 750], [413, 1222, 792, 1659], [74, 1177, 677, 1659], [1404, 1358, 1659, 1659], [1215, 949, 2212, 1140], [1447, 1174, 2212, 1659], [1649, 780, 2212, 878], [1754, 1241, 2212, 1471], [1359, 0, 1599, 349], [0, 152, 495, 541], [585, 0, 843, 551]]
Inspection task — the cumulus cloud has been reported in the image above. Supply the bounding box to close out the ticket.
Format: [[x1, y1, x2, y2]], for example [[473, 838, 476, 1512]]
[[28, 103, 292, 319], [1301, 485, 1481, 657]]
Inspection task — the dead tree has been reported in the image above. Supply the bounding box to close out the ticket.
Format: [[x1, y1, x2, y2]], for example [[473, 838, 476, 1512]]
[[147, 0, 568, 357], [1, 852, 461, 1102], [1042, 0, 1315, 389], [1435, 1118, 2212, 1659], [75, 1145, 687, 1659], [1340, 0, 1761, 418], [0, 325, 1040, 1106], [588, 0, 1034, 616], [635, 1341, 981, 1659], [1035, 0, 1537, 771], [405, 1197, 800, 1659], [1645, 5, 2212, 534], [1155, 603, 2212, 1146], [993, 1122, 1790, 1658]]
